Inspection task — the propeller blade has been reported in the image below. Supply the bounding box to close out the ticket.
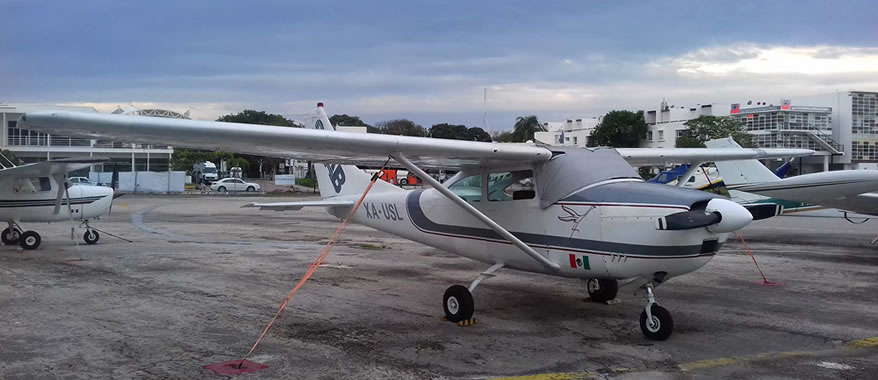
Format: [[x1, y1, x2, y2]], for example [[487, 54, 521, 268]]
[[743, 203, 784, 221], [656, 210, 721, 231]]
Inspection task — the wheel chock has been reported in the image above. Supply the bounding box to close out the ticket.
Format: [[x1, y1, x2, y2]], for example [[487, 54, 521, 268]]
[[440, 316, 479, 327]]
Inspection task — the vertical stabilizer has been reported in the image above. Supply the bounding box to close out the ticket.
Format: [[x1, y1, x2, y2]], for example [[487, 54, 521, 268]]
[[303, 103, 400, 198], [705, 137, 780, 185]]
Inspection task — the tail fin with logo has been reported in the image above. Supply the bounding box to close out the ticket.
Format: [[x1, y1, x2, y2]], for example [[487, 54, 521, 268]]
[[705, 137, 780, 186], [303, 103, 401, 199]]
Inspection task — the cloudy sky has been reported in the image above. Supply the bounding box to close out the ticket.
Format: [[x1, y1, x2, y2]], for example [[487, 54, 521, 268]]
[[3, 0, 877, 130]]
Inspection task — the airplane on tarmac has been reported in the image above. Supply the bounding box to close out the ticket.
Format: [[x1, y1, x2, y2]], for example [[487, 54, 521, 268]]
[[706, 137, 878, 217], [0, 157, 115, 250], [19, 106, 812, 340]]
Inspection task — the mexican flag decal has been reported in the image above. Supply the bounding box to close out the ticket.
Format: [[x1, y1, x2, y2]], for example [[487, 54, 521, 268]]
[[568, 254, 590, 270]]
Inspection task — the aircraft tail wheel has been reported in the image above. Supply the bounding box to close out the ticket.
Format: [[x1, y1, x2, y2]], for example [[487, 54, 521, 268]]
[[2, 227, 20, 245], [586, 278, 618, 303], [443, 285, 474, 322], [19, 231, 41, 250], [84, 230, 100, 245], [640, 304, 674, 340]]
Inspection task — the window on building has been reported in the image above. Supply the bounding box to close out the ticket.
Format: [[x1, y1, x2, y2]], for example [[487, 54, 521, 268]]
[[487, 170, 535, 201], [647, 131, 653, 141], [658, 130, 665, 141], [573, 136, 578, 145]]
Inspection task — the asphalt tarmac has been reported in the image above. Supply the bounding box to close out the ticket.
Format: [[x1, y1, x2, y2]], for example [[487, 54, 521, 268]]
[[1, 195, 876, 379]]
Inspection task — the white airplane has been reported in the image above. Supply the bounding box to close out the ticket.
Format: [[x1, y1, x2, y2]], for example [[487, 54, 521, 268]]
[[19, 106, 811, 340], [706, 137, 878, 219], [0, 157, 115, 249]]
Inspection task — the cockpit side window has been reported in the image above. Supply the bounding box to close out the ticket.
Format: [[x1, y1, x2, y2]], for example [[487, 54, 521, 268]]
[[14, 177, 52, 193], [448, 174, 482, 202], [487, 170, 535, 201]]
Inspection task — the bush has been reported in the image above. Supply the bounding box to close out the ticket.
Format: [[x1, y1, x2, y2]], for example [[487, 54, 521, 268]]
[[295, 177, 316, 188]]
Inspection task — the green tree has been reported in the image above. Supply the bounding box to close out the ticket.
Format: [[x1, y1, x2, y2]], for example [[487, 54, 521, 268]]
[[492, 131, 515, 143], [512, 115, 542, 142], [428, 124, 492, 142], [675, 116, 754, 148], [465, 127, 492, 142], [217, 109, 301, 128], [429, 123, 467, 139], [588, 110, 648, 148], [330, 114, 380, 133], [376, 119, 426, 136]]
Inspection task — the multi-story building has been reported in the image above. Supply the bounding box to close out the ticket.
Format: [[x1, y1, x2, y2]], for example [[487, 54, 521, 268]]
[[642, 101, 728, 148], [533, 117, 601, 147], [0, 103, 176, 174]]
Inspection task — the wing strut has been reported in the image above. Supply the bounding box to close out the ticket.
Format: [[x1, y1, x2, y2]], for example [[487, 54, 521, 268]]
[[677, 162, 702, 187], [393, 154, 561, 272]]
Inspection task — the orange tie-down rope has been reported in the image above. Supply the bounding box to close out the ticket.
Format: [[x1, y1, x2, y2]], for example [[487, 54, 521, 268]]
[[237, 164, 387, 368]]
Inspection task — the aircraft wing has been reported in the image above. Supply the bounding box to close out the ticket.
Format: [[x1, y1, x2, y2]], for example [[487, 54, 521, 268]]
[[615, 147, 814, 167], [20, 111, 552, 169], [243, 200, 354, 211], [0, 157, 108, 179]]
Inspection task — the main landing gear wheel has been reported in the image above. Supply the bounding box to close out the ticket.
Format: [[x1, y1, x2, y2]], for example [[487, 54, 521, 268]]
[[640, 304, 673, 341], [83, 230, 100, 245], [586, 278, 618, 303], [1, 227, 21, 245], [443, 285, 474, 322], [19, 231, 41, 250]]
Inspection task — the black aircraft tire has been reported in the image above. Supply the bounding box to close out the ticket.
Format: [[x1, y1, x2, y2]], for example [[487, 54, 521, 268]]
[[84, 230, 100, 245], [640, 304, 674, 341], [586, 278, 618, 303], [2, 227, 20, 245], [443, 285, 474, 322], [19, 231, 41, 250]]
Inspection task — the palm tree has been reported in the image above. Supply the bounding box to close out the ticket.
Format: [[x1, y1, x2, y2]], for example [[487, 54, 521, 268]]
[[512, 115, 542, 142]]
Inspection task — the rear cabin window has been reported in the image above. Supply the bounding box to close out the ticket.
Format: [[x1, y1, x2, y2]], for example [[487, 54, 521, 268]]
[[487, 170, 535, 201], [14, 177, 52, 193]]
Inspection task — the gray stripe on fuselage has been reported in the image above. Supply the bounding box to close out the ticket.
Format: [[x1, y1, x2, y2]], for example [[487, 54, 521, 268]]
[[0, 196, 106, 208], [406, 190, 704, 257]]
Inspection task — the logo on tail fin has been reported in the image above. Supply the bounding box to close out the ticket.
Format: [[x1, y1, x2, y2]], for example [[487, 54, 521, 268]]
[[315, 120, 325, 130], [324, 164, 346, 193]]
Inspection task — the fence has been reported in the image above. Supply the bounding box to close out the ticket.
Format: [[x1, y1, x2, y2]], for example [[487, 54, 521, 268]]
[[89, 171, 186, 193]]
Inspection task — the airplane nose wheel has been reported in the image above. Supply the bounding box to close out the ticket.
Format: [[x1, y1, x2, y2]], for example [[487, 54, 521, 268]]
[[443, 285, 474, 322], [19, 231, 41, 250], [639, 285, 673, 340], [1, 227, 21, 245], [83, 230, 100, 245]]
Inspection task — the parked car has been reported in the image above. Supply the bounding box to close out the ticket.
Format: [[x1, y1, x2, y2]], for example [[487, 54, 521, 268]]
[[69, 177, 98, 186], [210, 178, 261, 192]]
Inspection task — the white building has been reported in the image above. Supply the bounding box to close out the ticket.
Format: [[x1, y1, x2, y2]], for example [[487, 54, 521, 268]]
[[642, 101, 728, 148], [533, 117, 601, 147], [0, 103, 175, 174]]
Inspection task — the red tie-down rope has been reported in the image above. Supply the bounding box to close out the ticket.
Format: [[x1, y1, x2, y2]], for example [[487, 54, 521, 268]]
[[237, 160, 389, 368], [735, 232, 781, 286]]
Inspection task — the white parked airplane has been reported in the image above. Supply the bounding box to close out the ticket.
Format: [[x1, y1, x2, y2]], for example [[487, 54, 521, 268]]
[[706, 137, 878, 218], [0, 157, 115, 249], [19, 106, 811, 340]]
